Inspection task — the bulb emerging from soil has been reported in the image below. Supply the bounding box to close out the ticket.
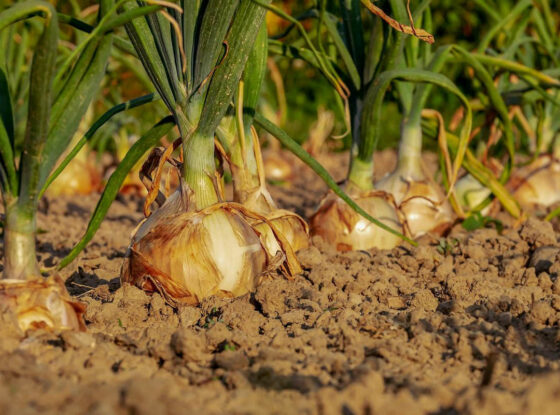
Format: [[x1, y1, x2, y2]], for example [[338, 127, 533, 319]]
[[510, 155, 560, 208], [377, 168, 453, 238], [121, 188, 301, 306], [310, 188, 403, 251], [0, 277, 86, 333]]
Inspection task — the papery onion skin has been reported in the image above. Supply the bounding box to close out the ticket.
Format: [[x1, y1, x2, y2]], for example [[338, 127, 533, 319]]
[[237, 181, 310, 255], [0, 277, 86, 333], [122, 203, 270, 305], [510, 156, 560, 208], [377, 171, 453, 238], [254, 210, 309, 255], [310, 191, 403, 251]]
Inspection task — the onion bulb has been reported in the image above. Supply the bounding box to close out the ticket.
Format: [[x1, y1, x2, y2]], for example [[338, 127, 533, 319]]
[[509, 155, 560, 208], [121, 186, 301, 306], [46, 155, 101, 197], [262, 149, 294, 182], [377, 167, 453, 238], [0, 277, 85, 333], [455, 173, 492, 214], [310, 188, 403, 251]]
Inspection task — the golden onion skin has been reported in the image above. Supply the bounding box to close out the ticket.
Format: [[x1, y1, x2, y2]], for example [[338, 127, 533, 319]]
[[46, 157, 101, 197], [0, 277, 86, 333], [511, 155, 560, 208], [122, 206, 270, 305], [377, 172, 453, 238], [310, 191, 402, 251]]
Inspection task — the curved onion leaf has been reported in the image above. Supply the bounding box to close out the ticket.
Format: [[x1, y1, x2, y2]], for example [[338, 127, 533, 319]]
[[452, 46, 515, 182], [197, 0, 271, 138], [477, 0, 532, 53], [0, 67, 16, 194], [58, 116, 175, 269]]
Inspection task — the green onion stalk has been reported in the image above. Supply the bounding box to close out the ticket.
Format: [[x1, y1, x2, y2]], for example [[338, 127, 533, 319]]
[[369, 3, 460, 238], [217, 21, 309, 253], [432, 0, 560, 213], [0, 0, 115, 332], [501, 4, 560, 209], [306, 0, 440, 249], [119, 0, 302, 307]]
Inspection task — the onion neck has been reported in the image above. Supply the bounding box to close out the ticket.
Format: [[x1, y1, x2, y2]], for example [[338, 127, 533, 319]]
[[230, 128, 260, 204], [182, 131, 219, 210], [539, 118, 554, 155], [348, 158, 374, 192], [3, 202, 40, 280], [396, 119, 424, 179]]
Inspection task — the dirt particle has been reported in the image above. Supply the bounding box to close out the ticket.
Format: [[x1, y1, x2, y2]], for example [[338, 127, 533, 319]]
[[214, 349, 249, 371], [411, 289, 439, 312], [170, 329, 211, 363], [61, 331, 96, 349], [529, 246, 560, 274], [520, 219, 557, 247], [531, 301, 555, 325], [205, 322, 232, 349], [178, 306, 202, 327], [387, 296, 406, 309]]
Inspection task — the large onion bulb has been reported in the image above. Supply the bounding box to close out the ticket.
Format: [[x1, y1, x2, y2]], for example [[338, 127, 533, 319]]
[[121, 189, 301, 306], [310, 189, 403, 251], [0, 277, 85, 333]]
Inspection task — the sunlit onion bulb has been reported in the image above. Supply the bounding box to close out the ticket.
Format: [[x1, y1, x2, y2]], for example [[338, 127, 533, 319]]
[[310, 190, 402, 251], [121, 193, 280, 305], [46, 157, 101, 197], [511, 155, 560, 208], [0, 277, 85, 332], [377, 170, 453, 237], [263, 150, 293, 182]]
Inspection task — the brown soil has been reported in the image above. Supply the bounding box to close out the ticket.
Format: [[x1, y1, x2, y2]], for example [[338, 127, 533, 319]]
[[1, 151, 560, 415]]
